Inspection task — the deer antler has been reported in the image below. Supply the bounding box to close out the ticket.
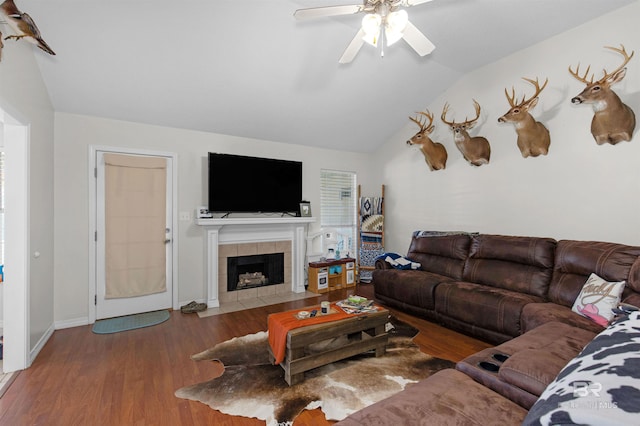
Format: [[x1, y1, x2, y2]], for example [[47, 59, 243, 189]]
[[522, 77, 548, 101], [409, 112, 427, 132], [506, 77, 548, 108], [466, 99, 481, 126], [568, 62, 593, 84], [419, 111, 435, 133], [600, 44, 635, 82], [569, 44, 635, 85], [441, 101, 481, 126], [441, 103, 455, 126], [410, 110, 435, 133], [504, 86, 518, 108]]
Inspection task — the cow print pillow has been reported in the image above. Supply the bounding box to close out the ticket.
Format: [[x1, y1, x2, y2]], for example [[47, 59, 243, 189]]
[[523, 312, 640, 425]]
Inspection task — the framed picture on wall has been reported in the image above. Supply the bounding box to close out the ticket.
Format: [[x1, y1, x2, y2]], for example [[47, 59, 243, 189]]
[[300, 202, 312, 217]]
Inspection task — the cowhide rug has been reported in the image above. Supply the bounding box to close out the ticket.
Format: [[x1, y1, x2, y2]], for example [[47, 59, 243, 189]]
[[175, 320, 454, 426]]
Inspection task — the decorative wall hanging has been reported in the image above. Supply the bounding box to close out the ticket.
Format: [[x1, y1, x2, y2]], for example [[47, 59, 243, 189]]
[[357, 184, 385, 283], [440, 100, 491, 166], [569, 44, 635, 144], [0, 0, 55, 56], [498, 77, 551, 158], [407, 110, 447, 171]]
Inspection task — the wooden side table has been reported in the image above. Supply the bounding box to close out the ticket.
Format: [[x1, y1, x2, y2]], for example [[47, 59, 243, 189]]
[[307, 257, 356, 294]]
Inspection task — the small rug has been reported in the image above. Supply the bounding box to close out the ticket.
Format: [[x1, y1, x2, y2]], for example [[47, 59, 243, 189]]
[[92, 310, 170, 334], [175, 319, 455, 425]]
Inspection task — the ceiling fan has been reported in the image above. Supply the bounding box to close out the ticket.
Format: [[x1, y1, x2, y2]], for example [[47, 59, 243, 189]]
[[294, 0, 436, 63]]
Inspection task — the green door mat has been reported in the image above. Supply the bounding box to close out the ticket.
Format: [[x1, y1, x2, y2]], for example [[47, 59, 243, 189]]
[[92, 310, 170, 334]]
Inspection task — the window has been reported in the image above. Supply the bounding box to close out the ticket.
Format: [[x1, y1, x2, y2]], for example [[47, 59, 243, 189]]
[[320, 169, 357, 257]]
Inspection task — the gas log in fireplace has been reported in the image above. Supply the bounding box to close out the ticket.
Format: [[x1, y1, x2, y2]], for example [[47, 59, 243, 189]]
[[227, 253, 285, 292]]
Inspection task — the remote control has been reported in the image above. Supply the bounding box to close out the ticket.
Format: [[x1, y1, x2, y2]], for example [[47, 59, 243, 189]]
[[310, 309, 318, 317]]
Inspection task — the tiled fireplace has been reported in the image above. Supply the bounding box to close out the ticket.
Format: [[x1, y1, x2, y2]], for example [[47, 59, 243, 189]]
[[196, 216, 315, 307], [219, 241, 291, 303], [227, 251, 286, 292]]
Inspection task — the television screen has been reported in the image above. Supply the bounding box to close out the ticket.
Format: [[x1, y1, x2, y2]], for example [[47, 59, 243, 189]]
[[208, 153, 303, 214]]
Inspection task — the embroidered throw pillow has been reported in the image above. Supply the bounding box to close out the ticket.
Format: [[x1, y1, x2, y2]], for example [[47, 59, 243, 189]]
[[571, 273, 625, 327]]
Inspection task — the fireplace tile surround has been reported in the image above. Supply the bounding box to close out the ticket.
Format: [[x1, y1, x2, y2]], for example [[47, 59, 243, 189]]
[[196, 216, 316, 310], [219, 241, 291, 303]]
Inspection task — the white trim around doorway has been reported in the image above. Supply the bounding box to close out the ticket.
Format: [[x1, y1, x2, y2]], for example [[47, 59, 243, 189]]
[[87, 146, 179, 324], [1, 107, 31, 373]]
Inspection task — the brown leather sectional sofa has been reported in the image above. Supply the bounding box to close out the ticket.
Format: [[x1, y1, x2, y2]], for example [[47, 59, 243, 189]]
[[336, 232, 640, 425]]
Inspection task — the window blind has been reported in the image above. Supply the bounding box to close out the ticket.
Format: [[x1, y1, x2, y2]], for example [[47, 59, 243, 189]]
[[320, 169, 357, 254]]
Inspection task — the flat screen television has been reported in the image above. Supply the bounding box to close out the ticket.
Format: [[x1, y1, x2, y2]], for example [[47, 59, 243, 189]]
[[208, 153, 303, 214]]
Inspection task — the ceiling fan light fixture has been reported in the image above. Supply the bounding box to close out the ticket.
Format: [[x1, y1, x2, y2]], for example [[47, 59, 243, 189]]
[[385, 9, 408, 46], [361, 13, 382, 46], [295, 0, 435, 63]]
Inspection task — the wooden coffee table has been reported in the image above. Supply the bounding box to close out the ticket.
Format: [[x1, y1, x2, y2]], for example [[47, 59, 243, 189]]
[[268, 306, 390, 385]]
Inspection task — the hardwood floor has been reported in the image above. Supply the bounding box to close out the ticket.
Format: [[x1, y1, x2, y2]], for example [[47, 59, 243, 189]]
[[0, 284, 491, 426]]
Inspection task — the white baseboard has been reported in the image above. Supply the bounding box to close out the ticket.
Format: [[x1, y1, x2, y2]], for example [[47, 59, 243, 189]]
[[30, 323, 55, 366], [55, 317, 89, 330]]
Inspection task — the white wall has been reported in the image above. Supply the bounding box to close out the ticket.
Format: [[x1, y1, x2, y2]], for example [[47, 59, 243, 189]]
[[0, 40, 55, 357], [0, 124, 3, 328], [53, 113, 375, 324], [374, 2, 640, 253], [38, 0, 640, 328]]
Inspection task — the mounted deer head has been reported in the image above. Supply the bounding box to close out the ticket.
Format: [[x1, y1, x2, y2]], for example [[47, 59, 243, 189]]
[[407, 110, 448, 171], [498, 77, 551, 158], [569, 44, 636, 144], [441, 100, 491, 166]]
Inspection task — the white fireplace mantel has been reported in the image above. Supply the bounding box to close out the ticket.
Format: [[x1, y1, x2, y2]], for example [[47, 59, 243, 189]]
[[196, 216, 316, 307]]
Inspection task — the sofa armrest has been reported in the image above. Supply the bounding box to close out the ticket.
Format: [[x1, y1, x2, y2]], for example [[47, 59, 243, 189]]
[[375, 258, 393, 270]]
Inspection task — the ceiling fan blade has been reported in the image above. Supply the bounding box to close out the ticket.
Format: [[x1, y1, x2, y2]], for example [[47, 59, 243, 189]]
[[339, 28, 366, 64], [402, 21, 435, 56], [400, 0, 435, 6], [294, 5, 364, 20]]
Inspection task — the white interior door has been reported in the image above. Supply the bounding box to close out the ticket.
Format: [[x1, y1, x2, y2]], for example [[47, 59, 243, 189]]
[[95, 150, 173, 319]]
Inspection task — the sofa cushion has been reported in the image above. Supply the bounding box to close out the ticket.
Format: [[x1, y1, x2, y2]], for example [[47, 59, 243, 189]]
[[435, 281, 543, 337], [373, 269, 450, 310], [571, 273, 625, 326], [521, 302, 605, 334], [456, 322, 596, 409], [499, 349, 569, 396], [548, 240, 640, 308], [406, 233, 471, 280], [463, 234, 556, 297], [523, 312, 640, 426], [335, 369, 528, 426]]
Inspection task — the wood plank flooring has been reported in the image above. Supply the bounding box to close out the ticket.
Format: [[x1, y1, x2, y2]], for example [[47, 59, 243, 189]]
[[0, 284, 491, 426]]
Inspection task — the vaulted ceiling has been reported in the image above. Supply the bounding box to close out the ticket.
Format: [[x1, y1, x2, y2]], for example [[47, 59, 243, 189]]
[[17, 0, 636, 152]]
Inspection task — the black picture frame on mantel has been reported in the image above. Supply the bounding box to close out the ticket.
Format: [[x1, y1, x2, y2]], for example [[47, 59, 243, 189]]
[[300, 202, 312, 217]]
